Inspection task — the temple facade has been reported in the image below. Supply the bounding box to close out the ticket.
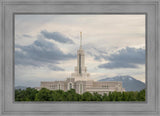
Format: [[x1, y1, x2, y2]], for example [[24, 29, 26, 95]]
[[36, 32, 125, 94]]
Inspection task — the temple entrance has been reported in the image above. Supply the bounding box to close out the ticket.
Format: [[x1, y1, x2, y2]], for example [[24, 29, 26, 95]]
[[68, 82, 73, 90], [79, 83, 83, 94]]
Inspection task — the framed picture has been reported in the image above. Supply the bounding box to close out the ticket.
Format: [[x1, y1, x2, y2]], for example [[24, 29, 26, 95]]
[[14, 14, 146, 101], [0, 0, 159, 116]]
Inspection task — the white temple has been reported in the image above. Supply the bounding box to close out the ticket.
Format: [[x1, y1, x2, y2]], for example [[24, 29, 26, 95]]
[[36, 32, 125, 94]]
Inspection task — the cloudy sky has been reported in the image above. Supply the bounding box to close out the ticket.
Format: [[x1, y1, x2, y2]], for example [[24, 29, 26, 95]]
[[15, 15, 145, 87]]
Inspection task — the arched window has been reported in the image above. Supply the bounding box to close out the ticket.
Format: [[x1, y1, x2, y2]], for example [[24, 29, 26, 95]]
[[69, 83, 72, 89], [52, 85, 54, 89], [68, 82, 73, 90], [58, 84, 61, 90], [79, 84, 83, 94]]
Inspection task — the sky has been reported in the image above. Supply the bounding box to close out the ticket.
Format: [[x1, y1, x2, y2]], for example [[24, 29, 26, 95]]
[[14, 14, 145, 87]]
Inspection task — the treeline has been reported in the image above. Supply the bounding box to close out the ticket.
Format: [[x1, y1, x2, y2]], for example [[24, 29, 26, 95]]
[[15, 88, 145, 101]]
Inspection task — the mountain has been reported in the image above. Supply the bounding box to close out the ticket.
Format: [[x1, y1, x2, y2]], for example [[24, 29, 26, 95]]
[[99, 75, 145, 91]]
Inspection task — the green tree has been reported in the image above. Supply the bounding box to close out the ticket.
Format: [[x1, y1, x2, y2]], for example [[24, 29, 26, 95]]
[[65, 89, 79, 101], [102, 93, 109, 101], [35, 88, 51, 101], [15, 88, 38, 101], [25, 88, 38, 101], [15, 88, 146, 101], [82, 92, 93, 101], [92, 92, 102, 101]]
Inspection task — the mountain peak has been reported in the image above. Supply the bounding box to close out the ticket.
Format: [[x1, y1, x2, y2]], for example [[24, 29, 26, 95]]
[[99, 75, 145, 91]]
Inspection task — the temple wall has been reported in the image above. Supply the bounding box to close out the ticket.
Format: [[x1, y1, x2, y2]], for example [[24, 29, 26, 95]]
[[39, 79, 125, 95]]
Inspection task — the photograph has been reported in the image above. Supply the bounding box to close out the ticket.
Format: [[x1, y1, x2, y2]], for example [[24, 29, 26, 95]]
[[14, 14, 146, 101]]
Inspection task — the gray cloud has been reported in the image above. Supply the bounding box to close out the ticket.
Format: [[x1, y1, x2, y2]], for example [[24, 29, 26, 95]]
[[86, 46, 108, 61], [98, 47, 145, 69], [48, 65, 64, 71], [41, 30, 74, 44], [87, 51, 104, 61], [15, 38, 76, 70], [23, 34, 32, 38]]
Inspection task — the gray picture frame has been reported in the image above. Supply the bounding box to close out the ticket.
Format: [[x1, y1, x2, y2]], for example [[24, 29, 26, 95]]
[[0, 0, 159, 116]]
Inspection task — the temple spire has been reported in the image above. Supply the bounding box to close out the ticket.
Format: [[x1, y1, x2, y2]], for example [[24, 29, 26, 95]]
[[80, 32, 82, 49]]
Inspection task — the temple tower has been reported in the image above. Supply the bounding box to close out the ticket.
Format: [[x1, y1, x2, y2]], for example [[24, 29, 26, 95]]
[[71, 32, 90, 80]]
